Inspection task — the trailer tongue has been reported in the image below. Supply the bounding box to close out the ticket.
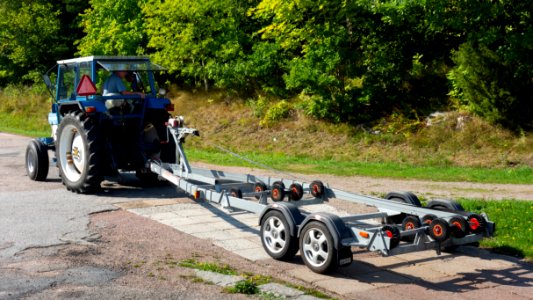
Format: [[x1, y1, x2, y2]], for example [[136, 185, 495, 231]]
[[148, 116, 495, 274]]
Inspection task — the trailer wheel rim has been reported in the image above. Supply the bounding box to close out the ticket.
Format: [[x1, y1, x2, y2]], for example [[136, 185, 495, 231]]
[[58, 125, 85, 182], [433, 225, 443, 237], [302, 228, 329, 268], [469, 218, 480, 231], [262, 216, 287, 254]]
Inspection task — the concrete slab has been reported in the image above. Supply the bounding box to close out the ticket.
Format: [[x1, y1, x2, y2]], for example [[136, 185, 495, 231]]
[[232, 248, 271, 261], [314, 277, 376, 295], [287, 267, 334, 284], [259, 282, 305, 297], [213, 238, 261, 252]]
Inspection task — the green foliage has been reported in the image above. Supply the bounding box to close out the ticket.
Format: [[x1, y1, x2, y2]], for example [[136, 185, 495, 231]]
[[225, 280, 259, 295], [0, 2, 61, 85], [179, 259, 237, 275], [77, 0, 147, 55], [144, 0, 259, 92], [260, 100, 293, 127], [446, 0, 533, 130]]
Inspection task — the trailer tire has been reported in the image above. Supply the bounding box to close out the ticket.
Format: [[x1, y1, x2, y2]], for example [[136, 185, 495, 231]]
[[289, 183, 304, 201], [449, 216, 468, 238], [429, 218, 450, 242], [260, 210, 298, 261], [421, 214, 437, 226], [26, 139, 49, 181], [254, 182, 267, 200], [271, 185, 285, 202], [230, 188, 243, 199], [427, 199, 464, 212], [272, 181, 285, 189], [300, 221, 337, 273], [310, 181, 324, 198], [381, 225, 400, 249], [466, 214, 486, 234]]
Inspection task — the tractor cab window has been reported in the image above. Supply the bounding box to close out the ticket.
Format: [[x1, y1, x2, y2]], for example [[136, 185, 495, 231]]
[[57, 62, 93, 100], [58, 65, 76, 100]]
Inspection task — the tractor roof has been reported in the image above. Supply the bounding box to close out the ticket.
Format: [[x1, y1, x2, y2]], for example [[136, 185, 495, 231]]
[[56, 56, 165, 71]]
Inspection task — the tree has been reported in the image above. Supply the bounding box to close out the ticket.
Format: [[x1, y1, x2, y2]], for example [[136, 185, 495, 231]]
[[144, 0, 258, 92], [77, 0, 147, 56], [0, 1, 62, 85]]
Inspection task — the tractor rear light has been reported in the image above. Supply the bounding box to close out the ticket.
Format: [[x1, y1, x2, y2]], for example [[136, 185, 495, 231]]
[[165, 104, 175, 111], [85, 106, 96, 113]]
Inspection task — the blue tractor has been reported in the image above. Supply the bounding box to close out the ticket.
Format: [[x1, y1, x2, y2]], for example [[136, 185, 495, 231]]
[[25, 56, 176, 193]]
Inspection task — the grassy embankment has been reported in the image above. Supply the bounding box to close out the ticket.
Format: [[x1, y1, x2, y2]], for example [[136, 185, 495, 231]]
[[1, 87, 532, 259], [1, 87, 533, 184]]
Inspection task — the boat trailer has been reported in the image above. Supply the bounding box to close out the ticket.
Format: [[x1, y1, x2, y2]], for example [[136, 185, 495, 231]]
[[148, 117, 495, 273]]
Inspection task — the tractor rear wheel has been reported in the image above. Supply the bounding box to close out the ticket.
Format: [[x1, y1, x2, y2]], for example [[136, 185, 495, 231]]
[[56, 112, 103, 193]]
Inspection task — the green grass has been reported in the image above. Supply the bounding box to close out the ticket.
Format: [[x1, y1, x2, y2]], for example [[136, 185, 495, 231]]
[[0, 112, 49, 137], [179, 258, 237, 275], [186, 148, 533, 184], [459, 199, 533, 260]]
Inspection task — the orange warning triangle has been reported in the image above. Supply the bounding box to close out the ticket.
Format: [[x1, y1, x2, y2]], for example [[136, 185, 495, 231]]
[[76, 75, 97, 96]]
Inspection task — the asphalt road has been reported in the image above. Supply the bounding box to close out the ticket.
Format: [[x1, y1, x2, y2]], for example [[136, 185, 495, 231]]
[[0, 133, 238, 299]]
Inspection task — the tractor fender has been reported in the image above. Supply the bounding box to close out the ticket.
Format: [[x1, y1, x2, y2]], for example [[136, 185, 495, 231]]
[[58, 101, 84, 116], [297, 212, 353, 250], [385, 191, 422, 207], [427, 199, 464, 212], [259, 202, 306, 237]]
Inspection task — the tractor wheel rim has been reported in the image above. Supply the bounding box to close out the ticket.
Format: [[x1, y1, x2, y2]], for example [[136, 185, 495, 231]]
[[262, 216, 287, 254], [302, 228, 329, 268], [59, 124, 84, 182], [27, 150, 35, 173]]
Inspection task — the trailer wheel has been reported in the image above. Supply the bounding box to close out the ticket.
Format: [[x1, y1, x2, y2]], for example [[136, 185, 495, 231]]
[[26, 139, 49, 181], [300, 221, 337, 273], [271, 185, 285, 202], [254, 182, 267, 200], [449, 216, 468, 238], [310, 181, 324, 198], [381, 225, 400, 249], [260, 210, 298, 261], [466, 214, 486, 234], [272, 181, 285, 189], [421, 214, 437, 226], [230, 188, 243, 199], [288, 183, 304, 201], [402, 216, 421, 231], [429, 218, 450, 242]]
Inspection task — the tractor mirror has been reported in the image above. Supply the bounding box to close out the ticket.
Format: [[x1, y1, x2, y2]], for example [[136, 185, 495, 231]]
[[42, 75, 52, 89]]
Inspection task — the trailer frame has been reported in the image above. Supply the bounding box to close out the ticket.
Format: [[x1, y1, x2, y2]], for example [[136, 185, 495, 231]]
[[148, 118, 495, 273]]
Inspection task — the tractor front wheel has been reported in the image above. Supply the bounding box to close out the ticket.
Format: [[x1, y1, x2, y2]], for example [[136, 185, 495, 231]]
[[56, 112, 103, 193]]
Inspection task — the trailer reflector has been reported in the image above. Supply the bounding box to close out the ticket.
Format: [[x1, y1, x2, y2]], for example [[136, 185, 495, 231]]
[[193, 190, 201, 200], [359, 231, 370, 239]]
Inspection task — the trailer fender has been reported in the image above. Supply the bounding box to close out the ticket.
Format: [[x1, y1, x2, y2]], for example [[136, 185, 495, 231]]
[[384, 191, 422, 207], [297, 212, 353, 250], [426, 199, 464, 212], [59, 102, 84, 116], [259, 202, 305, 237]]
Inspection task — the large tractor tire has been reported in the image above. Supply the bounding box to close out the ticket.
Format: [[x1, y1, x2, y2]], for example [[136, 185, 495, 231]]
[[56, 112, 104, 193], [25, 139, 49, 181]]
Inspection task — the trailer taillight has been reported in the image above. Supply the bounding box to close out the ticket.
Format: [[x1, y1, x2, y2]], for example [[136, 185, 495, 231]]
[[193, 190, 201, 200]]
